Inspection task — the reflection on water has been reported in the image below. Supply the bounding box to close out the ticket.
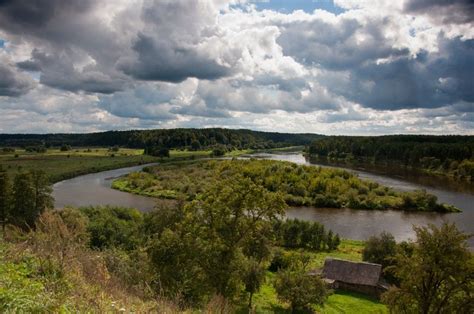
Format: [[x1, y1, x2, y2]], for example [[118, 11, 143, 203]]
[[53, 154, 474, 247], [53, 164, 158, 212], [246, 152, 474, 247]]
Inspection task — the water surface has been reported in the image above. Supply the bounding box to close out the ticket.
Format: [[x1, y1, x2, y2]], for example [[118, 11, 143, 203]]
[[53, 164, 157, 211], [250, 153, 474, 246], [53, 155, 474, 246]]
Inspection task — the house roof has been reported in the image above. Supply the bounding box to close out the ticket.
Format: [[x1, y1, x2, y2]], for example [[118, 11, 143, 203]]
[[322, 258, 382, 287]]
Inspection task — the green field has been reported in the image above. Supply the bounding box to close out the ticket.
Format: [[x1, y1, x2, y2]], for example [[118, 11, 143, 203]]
[[0, 148, 158, 183], [236, 239, 387, 313], [0, 148, 258, 183]]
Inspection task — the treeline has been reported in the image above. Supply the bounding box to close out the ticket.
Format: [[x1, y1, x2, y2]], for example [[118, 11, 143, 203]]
[[0, 167, 53, 230], [0, 128, 322, 151], [274, 219, 340, 251], [114, 160, 459, 212], [308, 135, 474, 180]]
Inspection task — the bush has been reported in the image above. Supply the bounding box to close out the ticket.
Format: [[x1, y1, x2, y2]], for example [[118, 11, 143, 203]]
[[60, 144, 71, 152], [274, 254, 329, 312], [79, 206, 143, 250], [362, 232, 396, 269]]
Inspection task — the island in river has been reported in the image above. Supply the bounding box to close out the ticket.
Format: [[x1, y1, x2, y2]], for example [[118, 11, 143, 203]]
[[111, 159, 459, 213]]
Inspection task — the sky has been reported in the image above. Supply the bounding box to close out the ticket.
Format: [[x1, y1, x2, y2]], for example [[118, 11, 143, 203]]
[[0, 0, 473, 135]]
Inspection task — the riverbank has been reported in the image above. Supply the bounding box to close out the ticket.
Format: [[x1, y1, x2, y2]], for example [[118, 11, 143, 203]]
[[306, 154, 474, 183], [112, 159, 460, 213], [0, 148, 254, 183]]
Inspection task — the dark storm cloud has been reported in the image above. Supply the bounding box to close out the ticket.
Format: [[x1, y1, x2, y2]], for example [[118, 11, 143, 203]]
[[0, 62, 35, 96], [0, 0, 95, 35], [119, 33, 231, 83], [17, 49, 126, 94], [334, 36, 474, 110], [404, 0, 474, 24], [278, 12, 473, 111], [278, 17, 410, 70]]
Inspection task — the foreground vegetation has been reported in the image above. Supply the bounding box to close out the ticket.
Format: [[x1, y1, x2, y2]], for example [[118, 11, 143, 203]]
[[113, 159, 459, 212], [308, 135, 474, 181], [1, 162, 472, 313], [2, 206, 471, 313]]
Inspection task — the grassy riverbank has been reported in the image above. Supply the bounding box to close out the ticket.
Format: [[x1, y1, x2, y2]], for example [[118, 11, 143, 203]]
[[0, 148, 157, 183], [112, 159, 460, 212], [0, 148, 253, 183]]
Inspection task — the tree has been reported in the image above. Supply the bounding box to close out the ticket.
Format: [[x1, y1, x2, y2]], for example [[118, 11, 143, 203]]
[[362, 232, 397, 269], [382, 223, 474, 314], [60, 144, 71, 151], [188, 175, 286, 299], [12, 172, 35, 228], [146, 146, 170, 158], [11, 170, 53, 229], [31, 170, 54, 216], [243, 258, 266, 310], [0, 167, 11, 232], [211, 146, 226, 157], [146, 175, 286, 306], [274, 254, 329, 313]]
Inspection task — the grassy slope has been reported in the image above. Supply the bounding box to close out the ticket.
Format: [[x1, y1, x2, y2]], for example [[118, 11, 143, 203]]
[[0, 236, 161, 312], [236, 240, 387, 313]]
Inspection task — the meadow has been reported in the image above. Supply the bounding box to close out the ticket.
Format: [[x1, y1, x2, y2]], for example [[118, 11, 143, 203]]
[[0, 147, 245, 183]]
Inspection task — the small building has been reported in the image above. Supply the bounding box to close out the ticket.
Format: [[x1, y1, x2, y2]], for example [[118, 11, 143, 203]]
[[321, 258, 388, 298]]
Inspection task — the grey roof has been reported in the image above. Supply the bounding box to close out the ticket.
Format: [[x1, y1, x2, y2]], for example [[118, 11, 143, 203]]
[[322, 258, 382, 287]]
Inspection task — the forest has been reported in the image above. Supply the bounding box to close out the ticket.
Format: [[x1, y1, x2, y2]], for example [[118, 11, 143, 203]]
[[308, 135, 474, 181], [112, 159, 459, 212], [0, 128, 322, 151]]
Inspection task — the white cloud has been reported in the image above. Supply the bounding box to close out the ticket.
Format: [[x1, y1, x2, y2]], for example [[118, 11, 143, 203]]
[[0, 0, 472, 134]]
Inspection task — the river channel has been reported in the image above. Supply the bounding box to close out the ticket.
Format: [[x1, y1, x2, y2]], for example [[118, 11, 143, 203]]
[[53, 153, 474, 246]]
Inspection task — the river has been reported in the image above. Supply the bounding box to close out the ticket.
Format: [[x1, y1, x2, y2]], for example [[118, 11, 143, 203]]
[[53, 153, 474, 246]]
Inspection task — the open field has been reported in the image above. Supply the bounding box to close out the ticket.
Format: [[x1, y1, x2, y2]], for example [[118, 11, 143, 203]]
[[0, 148, 257, 183], [0, 148, 157, 183]]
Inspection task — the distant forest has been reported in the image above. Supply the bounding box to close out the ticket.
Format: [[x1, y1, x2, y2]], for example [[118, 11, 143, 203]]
[[0, 128, 323, 150], [308, 135, 474, 180]]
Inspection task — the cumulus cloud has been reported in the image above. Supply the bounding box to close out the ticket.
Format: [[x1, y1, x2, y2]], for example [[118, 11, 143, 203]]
[[404, 0, 474, 25], [0, 0, 472, 134], [0, 59, 36, 96]]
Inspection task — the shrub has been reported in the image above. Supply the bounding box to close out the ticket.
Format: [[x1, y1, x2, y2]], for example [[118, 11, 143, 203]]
[[79, 206, 143, 250], [362, 232, 396, 269]]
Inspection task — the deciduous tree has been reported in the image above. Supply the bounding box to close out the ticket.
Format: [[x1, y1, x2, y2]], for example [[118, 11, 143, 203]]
[[382, 223, 474, 313]]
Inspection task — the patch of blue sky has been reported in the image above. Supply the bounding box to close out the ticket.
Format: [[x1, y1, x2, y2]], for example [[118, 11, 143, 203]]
[[0, 39, 5, 48], [249, 0, 345, 14]]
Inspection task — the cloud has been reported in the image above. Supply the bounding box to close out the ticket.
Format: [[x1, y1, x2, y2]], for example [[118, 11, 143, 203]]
[[17, 49, 127, 94], [404, 0, 474, 25], [0, 60, 36, 96], [119, 33, 231, 82], [0, 0, 472, 134]]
